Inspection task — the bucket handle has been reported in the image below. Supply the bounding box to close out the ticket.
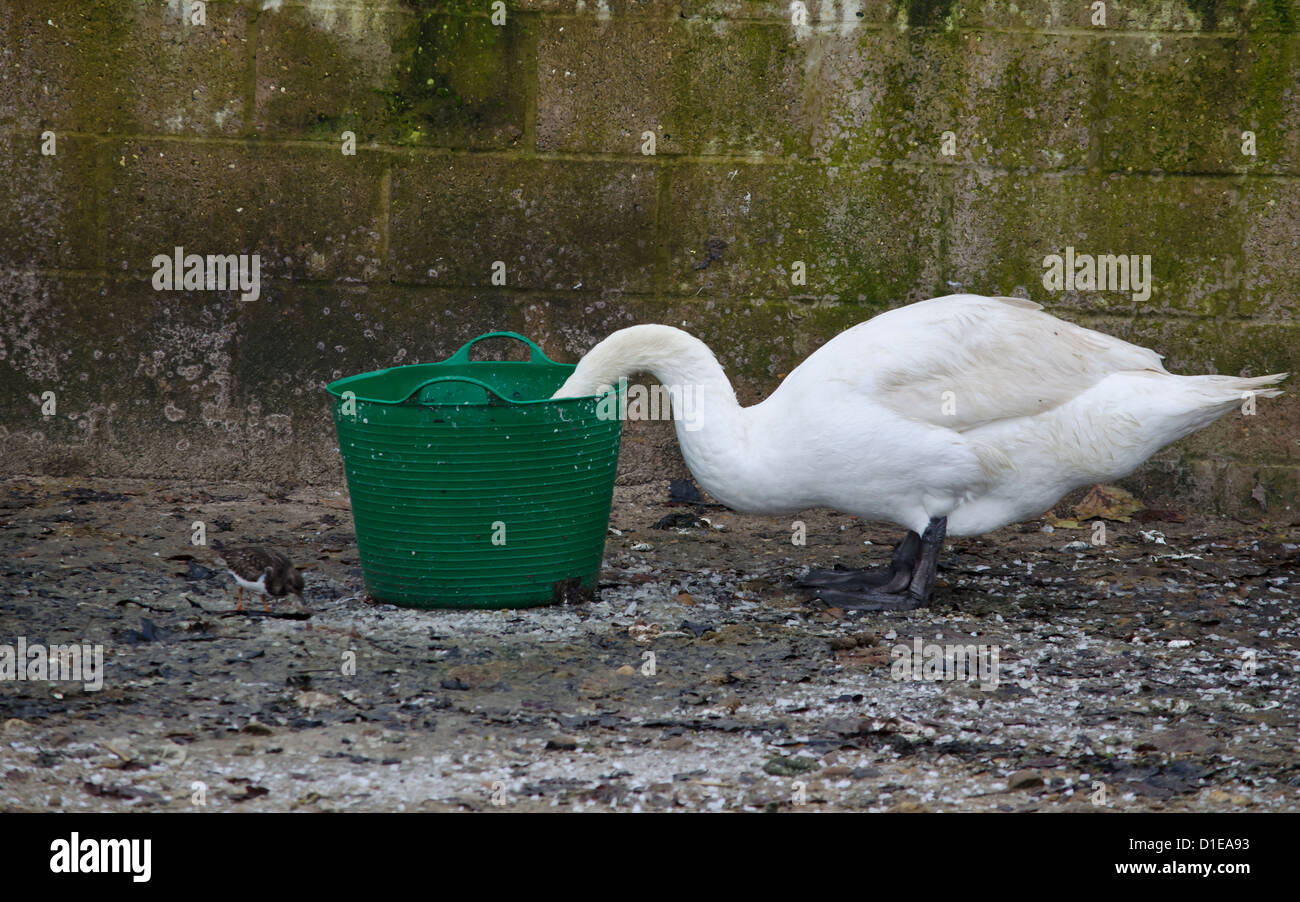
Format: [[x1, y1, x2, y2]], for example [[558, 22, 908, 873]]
[[445, 331, 558, 366], [400, 375, 511, 406]]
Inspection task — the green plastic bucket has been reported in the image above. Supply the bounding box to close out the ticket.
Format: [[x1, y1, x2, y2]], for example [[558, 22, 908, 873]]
[[325, 332, 622, 609]]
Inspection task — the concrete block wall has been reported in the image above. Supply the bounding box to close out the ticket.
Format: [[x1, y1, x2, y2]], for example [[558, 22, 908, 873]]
[[1, 0, 1297, 515]]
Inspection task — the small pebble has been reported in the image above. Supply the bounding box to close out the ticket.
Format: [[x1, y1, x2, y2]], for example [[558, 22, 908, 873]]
[[1008, 769, 1044, 790]]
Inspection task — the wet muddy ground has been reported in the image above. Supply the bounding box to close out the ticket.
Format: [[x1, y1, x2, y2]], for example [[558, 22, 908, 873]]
[[1, 475, 1297, 812]]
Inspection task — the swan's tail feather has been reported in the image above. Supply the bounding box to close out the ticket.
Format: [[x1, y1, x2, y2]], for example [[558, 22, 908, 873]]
[[1204, 372, 1288, 399], [1149, 372, 1288, 443], [1182, 372, 1287, 404]]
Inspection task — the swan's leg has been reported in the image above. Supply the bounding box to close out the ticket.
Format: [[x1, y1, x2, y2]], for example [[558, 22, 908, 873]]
[[810, 517, 946, 611], [905, 516, 946, 602], [798, 531, 920, 591]]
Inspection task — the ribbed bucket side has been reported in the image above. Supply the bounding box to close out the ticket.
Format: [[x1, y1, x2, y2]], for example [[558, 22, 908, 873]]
[[330, 378, 622, 608]]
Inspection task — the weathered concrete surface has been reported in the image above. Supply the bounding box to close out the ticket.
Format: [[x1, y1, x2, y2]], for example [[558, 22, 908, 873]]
[[388, 154, 658, 289], [948, 171, 1255, 315], [104, 139, 388, 281], [811, 29, 1098, 170], [9, 1, 252, 136], [0, 0, 1297, 513], [537, 17, 807, 156], [665, 161, 947, 301], [1, 475, 1297, 812]]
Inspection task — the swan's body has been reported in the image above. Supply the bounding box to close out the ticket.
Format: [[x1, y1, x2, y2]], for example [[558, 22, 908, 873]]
[[554, 295, 1285, 608]]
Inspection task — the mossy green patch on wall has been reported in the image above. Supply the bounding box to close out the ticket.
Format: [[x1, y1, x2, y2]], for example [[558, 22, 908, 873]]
[[948, 171, 1245, 316], [810, 28, 963, 166], [1179, 0, 1296, 32], [815, 28, 1094, 170], [1102, 34, 1295, 172], [957, 0, 1300, 30], [667, 20, 807, 157], [383, 11, 531, 147], [1241, 177, 1300, 319], [1242, 32, 1299, 172], [255, 3, 401, 141], [903, 0, 961, 31], [11, 1, 174, 133], [537, 17, 807, 156], [665, 161, 946, 305]]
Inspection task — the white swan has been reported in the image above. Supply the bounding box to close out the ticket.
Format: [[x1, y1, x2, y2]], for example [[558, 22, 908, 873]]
[[553, 294, 1286, 610]]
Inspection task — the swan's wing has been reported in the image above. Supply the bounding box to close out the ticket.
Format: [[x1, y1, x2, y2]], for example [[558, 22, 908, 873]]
[[816, 295, 1168, 433]]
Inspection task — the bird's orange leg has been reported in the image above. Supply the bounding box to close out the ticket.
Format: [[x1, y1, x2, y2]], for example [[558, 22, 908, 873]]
[[262, 594, 271, 613], [237, 586, 244, 612]]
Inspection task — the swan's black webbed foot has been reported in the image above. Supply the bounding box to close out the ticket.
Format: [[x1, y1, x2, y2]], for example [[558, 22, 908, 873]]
[[808, 517, 947, 612], [813, 586, 929, 611], [798, 531, 920, 593]]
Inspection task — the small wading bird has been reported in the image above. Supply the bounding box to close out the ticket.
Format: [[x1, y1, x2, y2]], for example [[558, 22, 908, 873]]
[[553, 294, 1287, 611], [216, 547, 304, 612]]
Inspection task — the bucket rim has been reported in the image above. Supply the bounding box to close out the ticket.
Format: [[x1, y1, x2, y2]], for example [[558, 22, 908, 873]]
[[324, 331, 613, 406]]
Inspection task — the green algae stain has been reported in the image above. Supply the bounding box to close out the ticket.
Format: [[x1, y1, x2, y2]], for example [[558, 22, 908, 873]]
[[1269, 0, 1297, 29], [1186, 0, 1222, 30], [51, 0, 140, 131], [901, 0, 960, 31], [1242, 33, 1295, 161], [1179, 0, 1294, 30], [383, 12, 527, 146], [257, 11, 378, 141], [669, 21, 804, 156]]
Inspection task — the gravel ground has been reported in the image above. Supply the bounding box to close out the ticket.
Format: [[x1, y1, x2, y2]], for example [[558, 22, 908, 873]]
[[1, 475, 1297, 812]]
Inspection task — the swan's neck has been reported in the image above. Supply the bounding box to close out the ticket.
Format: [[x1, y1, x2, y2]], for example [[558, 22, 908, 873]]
[[557, 325, 758, 507]]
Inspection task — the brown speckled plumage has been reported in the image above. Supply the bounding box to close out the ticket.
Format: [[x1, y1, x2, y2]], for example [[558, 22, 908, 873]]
[[217, 546, 304, 611]]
